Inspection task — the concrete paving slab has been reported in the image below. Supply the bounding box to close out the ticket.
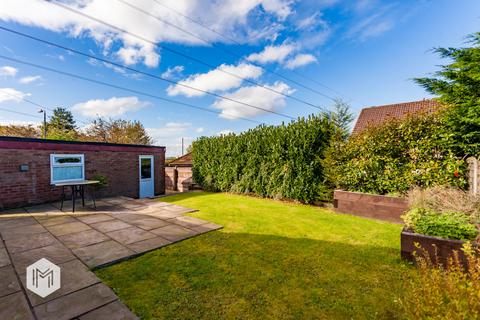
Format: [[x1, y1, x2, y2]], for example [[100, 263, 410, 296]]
[[33, 283, 117, 320], [150, 224, 198, 242], [5, 232, 58, 254], [0, 216, 38, 231], [11, 243, 76, 273], [76, 213, 115, 224], [127, 217, 170, 230], [90, 219, 131, 233], [46, 221, 92, 237], [0, 223, 47, 240], [0, 265, 20, 298], [127, 236, 172, 254], [168, 216, 209, 229], [24, 204, 58, 214], [36, 215, 78, 227], [190, 222, 223, 233], [79, 300, 139, 320], [0, 292, 34, 320], [106, 227, 157, 245], [0, 247, 11, 267], [58, 229, 110, 250], [21, 259, 100, 307], [72, 240, 134, 268]]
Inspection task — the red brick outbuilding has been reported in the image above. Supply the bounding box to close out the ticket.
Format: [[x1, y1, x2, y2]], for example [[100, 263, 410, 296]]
[[0, 136, 165, 210]]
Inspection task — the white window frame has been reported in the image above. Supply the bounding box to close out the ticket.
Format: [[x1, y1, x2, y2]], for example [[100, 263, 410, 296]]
[[50, 154, 85, 184]]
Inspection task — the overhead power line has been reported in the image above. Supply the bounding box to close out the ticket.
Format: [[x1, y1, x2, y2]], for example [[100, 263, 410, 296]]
[[0, 88, 91, 126], [116, 0, 336, 104], [0, 26, 295, 120], [150, 0, 357, 103], [44, 0, 326, 111], [0, 105, 43, 120], [0, 54, 266, 124]]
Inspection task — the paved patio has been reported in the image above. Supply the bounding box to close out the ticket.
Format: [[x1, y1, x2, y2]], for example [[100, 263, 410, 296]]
[[0, 196, 222, 320]]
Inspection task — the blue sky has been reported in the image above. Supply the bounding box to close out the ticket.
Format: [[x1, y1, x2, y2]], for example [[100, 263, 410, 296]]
[[0, 0, 478, 156]]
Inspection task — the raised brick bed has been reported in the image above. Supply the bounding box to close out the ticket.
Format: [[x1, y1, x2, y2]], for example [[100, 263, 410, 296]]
[[333, 190, 408, 223], [401, 229, 470, 267]]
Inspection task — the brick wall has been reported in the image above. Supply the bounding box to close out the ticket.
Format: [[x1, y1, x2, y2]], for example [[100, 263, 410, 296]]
[[333, 190, 408, 223], [0, 138, 165, 209], [165, 166, 193, 192]]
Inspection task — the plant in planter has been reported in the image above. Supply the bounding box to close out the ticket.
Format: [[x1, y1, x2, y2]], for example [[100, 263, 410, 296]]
[[91, 173, 108, 197], [401, 187, 479, 265]]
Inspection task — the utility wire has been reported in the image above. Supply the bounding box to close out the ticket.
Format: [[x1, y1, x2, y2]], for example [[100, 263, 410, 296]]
[[151, 0, 357, 103], [0, 87, 91, 125], [0, 26, 295, 120], [0, 106, 43, 120], [0, 55, 264, 124], [45, 0, 326, 111], [117, 0, 335, 105]]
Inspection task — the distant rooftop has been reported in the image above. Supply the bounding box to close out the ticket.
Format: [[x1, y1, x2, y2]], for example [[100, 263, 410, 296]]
[[167, 152, 192, 167], [352, 99, 440, 135]]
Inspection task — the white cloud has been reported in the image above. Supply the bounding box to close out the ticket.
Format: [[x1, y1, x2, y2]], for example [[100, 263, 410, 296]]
[[247, 43, 295, 64], [0, 0, 294, 67], [0, 66, 18, 77], [347, 6, 395, 41], [296, 13, 320, 30], [147, 122, 191, 138], [0, 119, 39, 126], [167, 63, 262, 97], [71, 96, 149, 117], [147, 122, 194, 157], [213, 81, 294, 119], [19, 75, 42, 84], [285, 54, 317, 69], [195, 127, 204, 133], [0, 87, 30, 103], [161, 65, 184, 80]]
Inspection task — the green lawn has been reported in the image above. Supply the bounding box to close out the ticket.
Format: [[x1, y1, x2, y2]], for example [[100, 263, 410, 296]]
[[96, 192, 411, 319]]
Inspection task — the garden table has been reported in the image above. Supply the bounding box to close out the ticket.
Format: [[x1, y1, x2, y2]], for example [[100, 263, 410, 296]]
[[54, 180, 99, 212]]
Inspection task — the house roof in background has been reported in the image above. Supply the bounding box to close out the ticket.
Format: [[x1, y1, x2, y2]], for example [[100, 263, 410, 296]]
[[352, 99, 440, 135], [167, 152, 192, 167]]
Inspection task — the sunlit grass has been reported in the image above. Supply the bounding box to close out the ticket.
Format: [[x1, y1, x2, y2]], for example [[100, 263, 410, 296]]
[[97, 192, 409, 319]]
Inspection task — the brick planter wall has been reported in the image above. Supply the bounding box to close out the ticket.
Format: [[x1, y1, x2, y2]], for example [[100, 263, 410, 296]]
[[401, 229, 470, 267], [0, 137, 165, 209], [333, 190, 408, 223]]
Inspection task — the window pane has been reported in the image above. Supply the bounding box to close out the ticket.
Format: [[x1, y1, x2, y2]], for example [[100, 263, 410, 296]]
[[53, 166, 83, 182], [141, 158, 152, 179], [54, 156, 82, 164]]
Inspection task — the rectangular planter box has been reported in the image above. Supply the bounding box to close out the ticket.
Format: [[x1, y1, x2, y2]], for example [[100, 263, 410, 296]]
[[333, 190, 408, 223], [401, 229, 469, 267]]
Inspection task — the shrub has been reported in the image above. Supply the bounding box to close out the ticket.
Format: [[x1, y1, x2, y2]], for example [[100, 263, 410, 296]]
[[398, 243, 480, 319], [409, 186, 480, 224], [403, 208, 478, 241], [323, 111, 468, 195], [192, 115, 337, 203]]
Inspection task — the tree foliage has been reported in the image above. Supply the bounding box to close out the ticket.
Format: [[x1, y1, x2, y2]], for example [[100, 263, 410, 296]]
[[192, 115, 337, 203], [83, 117, 152, 145], [0, 124, 40, 138], [323, 111, 467, 195], [415, 32, 480, 155]]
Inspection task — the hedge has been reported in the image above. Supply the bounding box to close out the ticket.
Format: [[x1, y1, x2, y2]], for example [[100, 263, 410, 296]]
[[323, 111, 468, 195], [192, 115, 337, 203]]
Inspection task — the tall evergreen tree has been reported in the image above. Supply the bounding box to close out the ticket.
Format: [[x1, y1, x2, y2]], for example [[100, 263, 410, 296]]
[[415, 32, 480, 155], [48, 107, 76, 131]]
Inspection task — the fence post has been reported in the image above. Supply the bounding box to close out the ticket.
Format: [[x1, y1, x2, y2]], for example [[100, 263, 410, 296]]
[[467, 157, 479, 196]]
